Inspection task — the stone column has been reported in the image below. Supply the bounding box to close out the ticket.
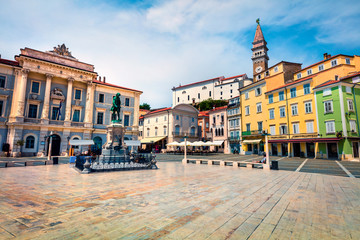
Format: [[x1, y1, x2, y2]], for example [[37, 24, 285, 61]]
[[9, 69, 29, 122], [64, 77, 74, 124], [41, 74, 53, 124], [84, 81, 94, 127]]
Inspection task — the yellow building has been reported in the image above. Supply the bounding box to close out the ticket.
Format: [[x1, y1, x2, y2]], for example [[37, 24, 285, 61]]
[[265, 53, 360, 157]]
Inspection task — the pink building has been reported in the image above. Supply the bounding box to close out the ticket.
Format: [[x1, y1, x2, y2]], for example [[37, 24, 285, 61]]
[[209, 106, 229, 153]]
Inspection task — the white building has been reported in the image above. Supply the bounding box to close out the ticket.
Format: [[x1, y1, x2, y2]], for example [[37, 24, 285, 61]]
[[172, 74, 252, 106], [139, 104, 199, 152]]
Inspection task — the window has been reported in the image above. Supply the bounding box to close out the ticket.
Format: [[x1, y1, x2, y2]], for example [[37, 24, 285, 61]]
[[348, 99, 354, 111], [346, 86, 352, 93], [164, 126, 167, 135], [318, 64, 324, 71], [124, 115, 130, 126], [164, 116, 167, 121], [125, 98, 130, 106], [306, 121, 314, 133], [0, 100, 3, 116], [279, 106, 286, 118], [266, 110, 273, 122], [245, 106, 250, 115], [269, 126, 276, 135], [274, 66, 278, 73], [331, 59, 338, 67], [188, 95, 190, 101], [280, 125, 287, 134], [177, 97, 179, 102], [245, 92, 249, 99], [257, 75, 261, 80], [97, 112, 104, 124], [297, 73, 302, 79], [148, 119, 150, 124], [25, 136, 35, 149], [350, 120, 357, 132], [258, 121, 263, 131], [346, 58, 351, 65], [209, 91, 211, 97], [335, 75, 339, 80], [307, 69, 312, 75], [279, 91, 284, 101], [290, 88, 296, 98], [255, 87, 262, 96], [99, 94, 104, 103], [256, 102, 262, 113], [304, 101, 312, 113], [198, 93, 200, 99], [31, 81, 40, 94], [323, 88, 331, 96], [73, 109, 80, 122], [0, 76, 5, 88], [155, 127, 158, 136], [269, 94, 273, 103], [175, 125, 180, 135], [176, 115, 179, 120], [291, 104, 298, 116], [220, 92, 223, 96], [52, 107, 59, 120], [147, 128, 150, 137], [156, 118, 158, 123], [230, 89, 233, 94], [246, 123, 250, 132], [191, 127, 196, 136], [326, 121, 335, 134], [75, 89, 81, 100], [324, 100, 333, 113], [303, 84, 310, 95], [292, 123, 299, 134], [192, 117, 195, 123], [28, 104, 38, 118]]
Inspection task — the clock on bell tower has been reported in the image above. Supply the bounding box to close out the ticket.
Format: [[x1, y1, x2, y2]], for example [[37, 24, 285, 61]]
[[251, 19, 269, 80]]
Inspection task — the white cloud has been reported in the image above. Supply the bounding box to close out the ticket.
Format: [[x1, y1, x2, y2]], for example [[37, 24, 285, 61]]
[[0, 0, 359, 108]]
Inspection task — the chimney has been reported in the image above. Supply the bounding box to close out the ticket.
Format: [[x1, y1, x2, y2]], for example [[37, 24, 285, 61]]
[[327, 54, 331, 59], [103, 76, 106, 83], [323, 53, 328, 60], [98, 76, 101, 82]]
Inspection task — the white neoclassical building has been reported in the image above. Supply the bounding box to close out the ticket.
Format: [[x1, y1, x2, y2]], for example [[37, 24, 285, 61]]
[[0, 45, 142, 156], [171, 74, 252, 106], [139, 104, 199, 152]]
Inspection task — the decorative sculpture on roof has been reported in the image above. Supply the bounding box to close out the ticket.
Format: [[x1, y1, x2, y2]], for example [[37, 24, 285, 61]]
[[111, 93, 122, 123], [50, 44, 75, 58], [256, 18, 260, 25]]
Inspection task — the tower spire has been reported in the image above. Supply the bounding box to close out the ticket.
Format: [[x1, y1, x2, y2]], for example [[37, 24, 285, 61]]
[[251, 19, 269, 80]]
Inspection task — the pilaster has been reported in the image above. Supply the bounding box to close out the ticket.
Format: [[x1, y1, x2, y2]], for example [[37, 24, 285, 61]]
[[41, 74, 53, 124], [64, 77, 74, 125], [84, 81, 94, 128], [9, 69, 29, 122]]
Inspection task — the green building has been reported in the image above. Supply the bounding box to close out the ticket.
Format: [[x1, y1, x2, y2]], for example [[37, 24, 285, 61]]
[[314, 72, 360, 160]]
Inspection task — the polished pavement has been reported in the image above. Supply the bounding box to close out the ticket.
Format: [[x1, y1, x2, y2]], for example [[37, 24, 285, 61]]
[[0, 162, 359, 239]]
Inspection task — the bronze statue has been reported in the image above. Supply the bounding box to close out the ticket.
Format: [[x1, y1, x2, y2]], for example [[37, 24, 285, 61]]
[[111, 93, 121, 122]]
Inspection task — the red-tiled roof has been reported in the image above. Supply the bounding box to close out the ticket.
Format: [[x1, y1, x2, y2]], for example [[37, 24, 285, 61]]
[[340, 71, 360, 80], [147, 107, 171, 115], [294, 54, 352, 74], [253, 24, 265, 43], [173, 76, 224, 90], [222, 74, 246, 81], [209, 106, 227, 112], [93, 80, 142, 93], [198, 111, 210, 117], [0, 58, 20, 67], [313, 80, 339, 89], [265, 75, 315, 93]]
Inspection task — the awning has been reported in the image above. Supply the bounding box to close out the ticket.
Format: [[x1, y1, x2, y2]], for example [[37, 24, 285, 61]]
[[167, 141, 179, 146], [140, 136, 166, 144], [242, 139, 262, 144], [124, 140, 141, 146], [212, 140, 224, 146], [69, 140, 94, 146]]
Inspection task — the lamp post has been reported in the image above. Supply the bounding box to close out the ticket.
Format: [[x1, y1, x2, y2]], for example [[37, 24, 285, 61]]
[[262, 131, 271, 170]]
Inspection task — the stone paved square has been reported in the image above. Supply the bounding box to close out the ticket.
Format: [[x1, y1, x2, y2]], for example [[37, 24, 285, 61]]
[[0, 162, 359, 239]]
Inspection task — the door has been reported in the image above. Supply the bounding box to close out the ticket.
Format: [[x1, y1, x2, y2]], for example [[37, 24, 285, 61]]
[[306, 143, 315, 158], [327, 143, 338, 159], [293, 143, 301, 157], [281, 143, 288, 156], [271, 143, 278, 156], [353, 142, 359, 158], [48, 134, 61, 156], [253, 144, 258, 154]]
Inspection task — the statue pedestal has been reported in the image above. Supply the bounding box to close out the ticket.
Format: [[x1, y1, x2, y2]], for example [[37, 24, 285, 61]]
[[102, 122, 126, 156]]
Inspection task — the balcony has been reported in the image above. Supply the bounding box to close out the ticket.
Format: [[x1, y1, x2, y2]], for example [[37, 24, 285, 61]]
[[228, 136, 240, 142], [242, 130, 263, 136], [24, 118, 41, 124], [71, 122, 85, 127], [49, 120, 64, 126], [228, 102, 240, 108], [172, 131, 198, 138], [268, 133, 318, 140]]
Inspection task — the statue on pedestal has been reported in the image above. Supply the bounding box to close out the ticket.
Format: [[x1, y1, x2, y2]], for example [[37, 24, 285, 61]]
[[111, 93, 121, 123]]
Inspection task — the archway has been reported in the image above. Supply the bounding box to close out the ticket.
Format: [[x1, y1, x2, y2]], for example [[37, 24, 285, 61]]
[[93, 136, 102, 155], [47, 134, 61, 156]]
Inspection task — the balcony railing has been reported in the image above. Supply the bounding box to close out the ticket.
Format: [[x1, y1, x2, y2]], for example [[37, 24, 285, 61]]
[[228, 137, 240, 141], [172, 131, 198, 137], [228, 102, 240, 108], [268, 132, 318, 140], [72, 122, 85, 127], [49, 120, 64, 125], [24, 118, 41, 123], [242, 130, 263, 136]]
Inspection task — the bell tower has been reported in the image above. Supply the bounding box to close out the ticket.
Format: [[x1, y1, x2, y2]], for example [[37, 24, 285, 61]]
[[251, 19, 269, 80]]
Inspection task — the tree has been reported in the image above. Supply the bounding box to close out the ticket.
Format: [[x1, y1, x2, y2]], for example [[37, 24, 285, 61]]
[[196, 99, 228, 111], [140, 103, 151, 110]]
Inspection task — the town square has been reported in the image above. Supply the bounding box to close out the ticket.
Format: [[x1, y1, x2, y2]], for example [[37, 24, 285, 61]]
[[1, 0, 360, 239]]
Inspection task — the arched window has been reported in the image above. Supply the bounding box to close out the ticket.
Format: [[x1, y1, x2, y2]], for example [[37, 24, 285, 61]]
[[175, 125, 180, 135], [191, 127, 196, 136], [221, 128, 224, 136], [73, 137, 79, 149], [25, 136, 35, 149]]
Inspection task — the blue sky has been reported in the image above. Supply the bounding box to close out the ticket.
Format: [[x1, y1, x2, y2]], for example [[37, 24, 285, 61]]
[[1, 0, 359, 108]]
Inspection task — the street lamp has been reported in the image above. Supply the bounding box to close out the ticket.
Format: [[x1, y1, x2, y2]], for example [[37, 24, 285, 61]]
[[182, 136, 189, 163], [47, 131, 54, 161]]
